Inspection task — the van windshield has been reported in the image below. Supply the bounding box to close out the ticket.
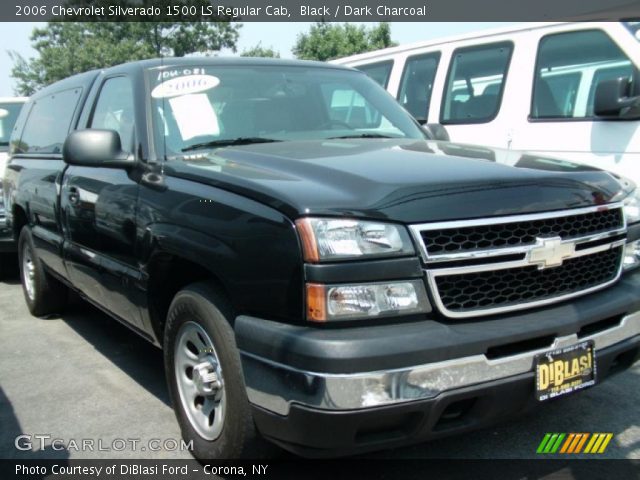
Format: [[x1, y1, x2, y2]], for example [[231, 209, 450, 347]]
[[147, 65, 426, 156], [0, 102, 23, 147]]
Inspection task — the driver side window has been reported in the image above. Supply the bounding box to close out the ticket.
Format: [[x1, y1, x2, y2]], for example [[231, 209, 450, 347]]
[[90, 77, 135, 152]]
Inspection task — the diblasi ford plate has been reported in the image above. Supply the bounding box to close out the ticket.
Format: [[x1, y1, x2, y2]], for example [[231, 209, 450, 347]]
[[535, 340, 595, 401]]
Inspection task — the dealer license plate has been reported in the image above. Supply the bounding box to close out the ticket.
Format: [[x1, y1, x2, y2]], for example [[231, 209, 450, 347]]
[[535, 340, 596, 401]]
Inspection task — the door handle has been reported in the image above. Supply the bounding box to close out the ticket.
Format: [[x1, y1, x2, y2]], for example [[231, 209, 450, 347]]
[[68, 186, 80, 205]]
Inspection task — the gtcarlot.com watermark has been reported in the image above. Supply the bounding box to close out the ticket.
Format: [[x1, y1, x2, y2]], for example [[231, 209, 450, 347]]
[[15, 434, 194, 453]]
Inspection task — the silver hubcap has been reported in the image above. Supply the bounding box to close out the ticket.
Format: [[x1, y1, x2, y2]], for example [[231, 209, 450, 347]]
[[22, 245, 36, 301], [174, 321, 226, 441]]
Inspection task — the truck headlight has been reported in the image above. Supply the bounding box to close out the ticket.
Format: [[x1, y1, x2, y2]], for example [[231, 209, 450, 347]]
[[296, 218, 414, 262], [306, 280, 431, 322], [623, 189, 640, 225]]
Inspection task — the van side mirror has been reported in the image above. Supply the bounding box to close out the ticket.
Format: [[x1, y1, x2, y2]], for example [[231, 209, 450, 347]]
[[424, 123, 450, 142], [63, 129, 135, 168], [594, 77, 640, 119]]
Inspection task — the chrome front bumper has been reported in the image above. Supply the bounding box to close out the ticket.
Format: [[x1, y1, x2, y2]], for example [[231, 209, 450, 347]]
[[241, 311, 640, 416]]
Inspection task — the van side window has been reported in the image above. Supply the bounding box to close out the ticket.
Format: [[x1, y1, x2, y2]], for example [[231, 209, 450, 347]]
[[357, 61, 394, 88], [18, 89, 82, 154], [531, 30, 637, 119], [321, 84, 384, 130], [397, 52, 440, 123], [441, 42, 513, 124], [90, 76, 135, 152]]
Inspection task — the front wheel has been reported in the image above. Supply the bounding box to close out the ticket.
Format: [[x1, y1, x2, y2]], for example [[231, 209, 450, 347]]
[[164, 282, 273, 459], [18, 226, 68, 317]]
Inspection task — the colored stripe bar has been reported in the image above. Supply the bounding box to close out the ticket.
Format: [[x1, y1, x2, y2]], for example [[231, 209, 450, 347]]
[[550, 433, 566, 453], [589, 434, 607, 454], [583, 434, 599, 453], [574, 433, 589, 453], [568, 433, 585, 453], [537, 433, 552, 454], [544, 434, 560, 453], [597, 433, 614, 454], [538, 433, 613, 454], [560, 433, 576, 454]]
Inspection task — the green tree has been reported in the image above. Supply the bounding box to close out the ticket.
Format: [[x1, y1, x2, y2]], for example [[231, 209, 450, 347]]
[[293, 22, 396, 61], [10, 7, 240, 95], [240, 43, 280, 58]]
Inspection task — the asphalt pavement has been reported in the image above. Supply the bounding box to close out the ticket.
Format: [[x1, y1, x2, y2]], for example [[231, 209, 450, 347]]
[[0, 260, 638, 461]]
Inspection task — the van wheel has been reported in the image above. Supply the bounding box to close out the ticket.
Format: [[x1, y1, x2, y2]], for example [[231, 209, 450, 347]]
[[164, 282, 275, 460], [18, 226, 68, 317]]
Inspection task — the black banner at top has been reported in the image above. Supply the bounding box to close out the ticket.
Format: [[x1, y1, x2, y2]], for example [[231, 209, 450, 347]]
[[2, 0, 640, 22]]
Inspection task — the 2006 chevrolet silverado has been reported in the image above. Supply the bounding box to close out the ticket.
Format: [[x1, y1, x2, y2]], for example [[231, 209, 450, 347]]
[[3, 58, 640, 459]]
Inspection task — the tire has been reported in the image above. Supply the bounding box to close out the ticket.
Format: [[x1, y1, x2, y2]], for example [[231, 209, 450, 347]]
[[18, 226, 68, 317], [164, 282, 275, 460]]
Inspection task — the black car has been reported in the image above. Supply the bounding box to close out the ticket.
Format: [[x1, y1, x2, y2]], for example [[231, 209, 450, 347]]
[[3, 57, 640, 459], [0, 96, 27, 275]]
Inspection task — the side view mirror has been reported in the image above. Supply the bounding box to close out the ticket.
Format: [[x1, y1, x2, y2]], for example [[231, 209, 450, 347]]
[[63, 129, 135, 168], [594, 77, 640, 119], [423, 123, 450, 142]]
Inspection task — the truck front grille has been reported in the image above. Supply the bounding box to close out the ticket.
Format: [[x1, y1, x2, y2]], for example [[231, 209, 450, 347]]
[[410, 204, 627, 318], [435, 247, 622, 314]]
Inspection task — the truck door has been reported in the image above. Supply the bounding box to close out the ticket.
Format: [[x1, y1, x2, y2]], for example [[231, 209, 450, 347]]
[[9, 89, 83, 278], [60, 75, 144, 329]]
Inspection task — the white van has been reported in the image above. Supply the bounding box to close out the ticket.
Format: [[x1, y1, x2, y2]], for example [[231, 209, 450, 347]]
[[333, 22, 640, 185], [0, 97, 28, 170]]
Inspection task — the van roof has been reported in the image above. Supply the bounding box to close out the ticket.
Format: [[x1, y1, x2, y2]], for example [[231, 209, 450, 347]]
[[330, 22, 571, 64], [0, 97, 28, 103]]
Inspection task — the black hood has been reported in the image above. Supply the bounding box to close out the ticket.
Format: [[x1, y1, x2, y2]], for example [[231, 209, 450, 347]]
[[165, 138, 632, 224]]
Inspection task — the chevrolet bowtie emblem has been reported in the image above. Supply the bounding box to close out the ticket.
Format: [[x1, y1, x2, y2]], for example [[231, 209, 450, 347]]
[[528, 237, 576, 269]]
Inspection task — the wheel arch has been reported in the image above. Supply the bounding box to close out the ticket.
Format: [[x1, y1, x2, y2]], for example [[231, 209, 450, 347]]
[[145, 249, 233, 347], [11, 204, 28, 242]]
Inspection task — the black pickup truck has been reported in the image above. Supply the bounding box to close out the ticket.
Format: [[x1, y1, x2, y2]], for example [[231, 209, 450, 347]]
[[3, 57, 640, 459]]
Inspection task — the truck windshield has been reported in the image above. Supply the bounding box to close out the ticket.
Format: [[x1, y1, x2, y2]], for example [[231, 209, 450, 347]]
[[147, 65, 426, 156], [0, 102, 23, 147]]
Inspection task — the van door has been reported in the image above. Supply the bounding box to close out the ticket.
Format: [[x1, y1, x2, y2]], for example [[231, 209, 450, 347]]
[[396, 52, 441, 124], [510, 28, 640, 183], [60, 75, 144, 329], [439, 41, 515, 149]]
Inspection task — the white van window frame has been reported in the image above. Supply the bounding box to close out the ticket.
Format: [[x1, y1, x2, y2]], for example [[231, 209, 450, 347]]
[[396, 51, 441, 124], [528, 28, 637, 123], [439, 41, 514, 126]]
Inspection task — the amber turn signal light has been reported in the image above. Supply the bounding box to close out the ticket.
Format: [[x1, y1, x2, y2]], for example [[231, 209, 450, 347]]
[[295, 218, 320, 263], [306, 283, 327, 322]]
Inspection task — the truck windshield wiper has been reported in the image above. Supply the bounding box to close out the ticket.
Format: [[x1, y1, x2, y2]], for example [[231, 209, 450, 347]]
[[181, 137, 282, 152], [326, 133, 395, 139]]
